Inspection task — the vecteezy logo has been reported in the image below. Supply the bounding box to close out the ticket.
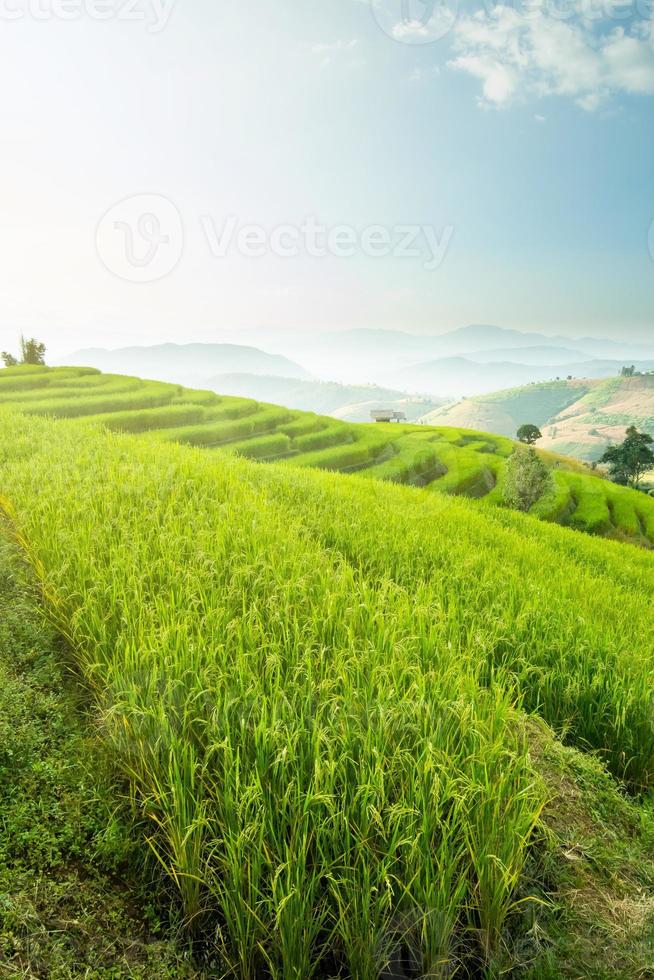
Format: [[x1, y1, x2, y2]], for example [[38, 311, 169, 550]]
[[96, 194, 183, 283], [370, 0, 458, 43]]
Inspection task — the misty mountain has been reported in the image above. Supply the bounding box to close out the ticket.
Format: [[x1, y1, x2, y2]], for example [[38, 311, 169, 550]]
[[391, 357, 654, 399], [274, 325, 654, 387], [60, 343, 310, 385], [208, 373, 444, 422], [410, 324, 654, 360], [59, 329, 654, 402], [461, 345, 586, 365]]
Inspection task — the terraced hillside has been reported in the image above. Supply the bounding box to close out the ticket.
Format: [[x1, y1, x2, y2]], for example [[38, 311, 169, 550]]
[[421, 379, 595, 437], [423, 374, 654, 463], [540, 375, 654, 460], [2, 411, 654, 976], [2, 364, 654, 545]]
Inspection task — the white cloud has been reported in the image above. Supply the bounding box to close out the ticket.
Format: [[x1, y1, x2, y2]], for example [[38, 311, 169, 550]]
[[451, 53, 519, 102], [448, 5, 654, 109]]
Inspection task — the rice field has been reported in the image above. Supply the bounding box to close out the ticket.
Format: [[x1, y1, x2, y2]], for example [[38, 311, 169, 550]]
[[2, 409, 654, 975], [1, 363, 654, 546]]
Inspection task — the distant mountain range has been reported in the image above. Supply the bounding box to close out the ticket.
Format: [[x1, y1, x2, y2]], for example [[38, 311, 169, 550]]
[[413, 324, 654, 360], [248, 325, 654, 396], [60, 326, 654, 402], [60, 343, 310, 386], [392, 357, 654, 399]]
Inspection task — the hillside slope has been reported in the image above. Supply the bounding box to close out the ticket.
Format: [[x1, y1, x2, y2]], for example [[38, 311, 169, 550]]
[[540, 375, 654, 460], [205, 372, 442, 422], [2, 364, 654, 546], [421, 379, 594, 435], [2, 413, 654, 976], [424, 375, 654, 462]]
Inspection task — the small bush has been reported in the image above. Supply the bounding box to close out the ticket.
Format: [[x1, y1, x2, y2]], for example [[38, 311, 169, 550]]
[[503, 448, 553, 512]]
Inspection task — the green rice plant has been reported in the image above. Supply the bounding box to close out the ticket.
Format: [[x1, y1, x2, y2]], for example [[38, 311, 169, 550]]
[[565, 475, 613, 535], [531, 470, 574, 523], [291, 422, 356, 453], [279, 414, 328, 438], [171, 387, 224, 406], [606, 487, 641, 537], [224, 432, 292, 460], [45, 366, 100, 377], [80, 403, 209, 433], [363, 436, 442, 485], [425, 442, 499, 498], [0, 363, 50, 377], [150, 417, 259, 447], [639, 504, 654, 540], [289, 429, 390, 471], [435, 427, 514, 456], [13, 382, 178, 418], [152, 404, 294, 448], [200, 399, 259, 422], [1, 377, 145, 404], [0, 373, 52, 394], [262, 461, 654, 787], [0, 365, 97, 392], [0, 410, 549, 975], [46, 371, 113, 389]]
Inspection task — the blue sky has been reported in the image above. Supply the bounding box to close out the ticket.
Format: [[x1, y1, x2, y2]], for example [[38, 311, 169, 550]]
[[0, 0, 653, 356]]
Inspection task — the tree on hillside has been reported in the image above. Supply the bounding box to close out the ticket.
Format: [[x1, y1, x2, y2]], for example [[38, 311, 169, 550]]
[[600, 426, 654, 488], [20, 337, 46, 365], [621, 365, 636, 377], [1, 337, 46, 367], [516, 423, 542, 446], [503, 447, 553, 512]]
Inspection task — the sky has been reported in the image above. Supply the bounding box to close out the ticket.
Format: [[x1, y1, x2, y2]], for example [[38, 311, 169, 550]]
[[1, 0, 653, 358]]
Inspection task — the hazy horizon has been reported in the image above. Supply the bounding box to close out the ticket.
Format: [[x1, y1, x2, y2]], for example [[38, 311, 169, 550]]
[[2, 0, 653, 359], [54, 320, 654, 350]]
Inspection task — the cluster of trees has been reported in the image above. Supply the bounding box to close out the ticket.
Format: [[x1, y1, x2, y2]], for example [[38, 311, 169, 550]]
[[600, 427, 654, 489], [513, 418, 654, 494], [1, 337, 46, 367], [508, 419, 654, 509]]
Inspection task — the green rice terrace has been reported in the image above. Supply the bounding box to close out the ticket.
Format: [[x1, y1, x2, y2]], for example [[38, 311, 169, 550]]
[[1, 363, 654, 546], [2, 362, 654, 976]]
